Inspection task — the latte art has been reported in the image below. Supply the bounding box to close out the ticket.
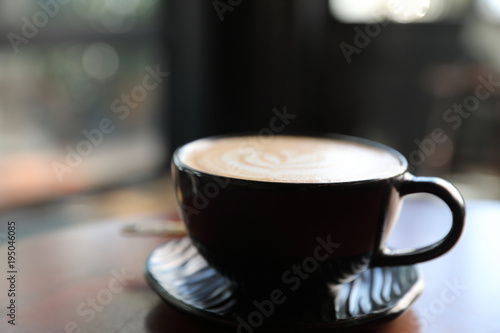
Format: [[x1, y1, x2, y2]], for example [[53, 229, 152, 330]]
[[179, 136, 403, 183]]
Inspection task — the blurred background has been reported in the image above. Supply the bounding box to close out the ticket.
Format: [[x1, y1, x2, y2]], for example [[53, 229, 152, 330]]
[[1, 0, 500, 237]]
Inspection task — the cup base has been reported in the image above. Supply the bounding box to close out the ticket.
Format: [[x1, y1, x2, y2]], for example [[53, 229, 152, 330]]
[[145, 237, 424, 331]]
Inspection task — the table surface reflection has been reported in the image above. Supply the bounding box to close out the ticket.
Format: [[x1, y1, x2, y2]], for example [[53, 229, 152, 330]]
[[0, 198, 498, 333]]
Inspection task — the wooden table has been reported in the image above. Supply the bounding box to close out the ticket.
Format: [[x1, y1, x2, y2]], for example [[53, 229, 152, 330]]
[[1, 198, 498, 333]]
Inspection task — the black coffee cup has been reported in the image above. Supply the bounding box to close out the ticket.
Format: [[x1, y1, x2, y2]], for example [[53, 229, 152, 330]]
[[171, 134, 465, 289]]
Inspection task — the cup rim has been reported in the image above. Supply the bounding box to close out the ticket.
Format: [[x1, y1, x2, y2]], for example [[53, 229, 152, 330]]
[[172, 133, 408, 185]]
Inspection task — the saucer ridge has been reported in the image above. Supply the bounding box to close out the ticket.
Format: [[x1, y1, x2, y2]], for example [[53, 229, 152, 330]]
[[333, 265, 422, 320], [145, 237, 423, 330], [147, 238, 237, 315]]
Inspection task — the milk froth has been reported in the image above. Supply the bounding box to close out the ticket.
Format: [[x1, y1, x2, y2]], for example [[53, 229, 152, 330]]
[[178, 135, 403, 183]]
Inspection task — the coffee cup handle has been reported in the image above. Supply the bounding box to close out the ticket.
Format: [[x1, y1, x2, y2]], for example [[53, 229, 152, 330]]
[[372, 174, 466, 266]]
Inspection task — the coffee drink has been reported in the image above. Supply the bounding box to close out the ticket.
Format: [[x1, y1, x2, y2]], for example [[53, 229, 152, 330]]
[[179, 135, 403, 183], [172, 134, 465, 289]]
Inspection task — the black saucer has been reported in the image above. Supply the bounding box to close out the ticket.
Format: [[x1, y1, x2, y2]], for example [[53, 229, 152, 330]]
[[145, 238, 424, 331]]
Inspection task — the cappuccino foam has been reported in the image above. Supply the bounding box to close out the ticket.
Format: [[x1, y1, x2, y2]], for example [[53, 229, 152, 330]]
[[178, 136, 403, 183]]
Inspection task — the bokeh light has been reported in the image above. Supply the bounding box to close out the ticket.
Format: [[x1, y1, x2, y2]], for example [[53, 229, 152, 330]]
[[477, 0, 500, 21], [329, 0, 386, 23], [82, 43, 119, 80], [330, 0, 439, 23], [388, 0, 431, 23]]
